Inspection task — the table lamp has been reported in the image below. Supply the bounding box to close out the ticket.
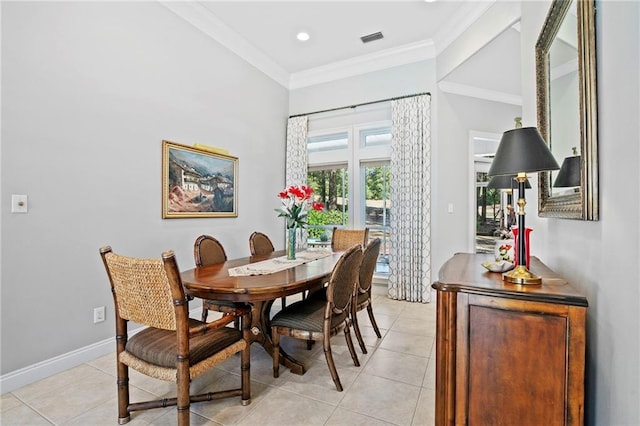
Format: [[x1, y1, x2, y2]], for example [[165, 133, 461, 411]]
[[488, 123, 559, 285], [554, 147, 581, 189]]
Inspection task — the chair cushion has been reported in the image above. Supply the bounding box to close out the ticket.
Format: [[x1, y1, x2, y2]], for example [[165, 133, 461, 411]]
[[356, 291, 370, 305], [125, 319, 242, 368], [271, 299, 347, 332]]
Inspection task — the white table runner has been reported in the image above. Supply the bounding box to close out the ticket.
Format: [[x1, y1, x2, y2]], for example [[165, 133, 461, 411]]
[[228, 249, 333, 276]]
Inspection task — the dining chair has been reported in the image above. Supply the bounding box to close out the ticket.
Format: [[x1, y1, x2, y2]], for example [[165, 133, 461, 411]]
[[271, 244, 363, 392], [195, 235, 244, 329], [352, 238, 382, 353], [249, 231, 287, 309], [99, 246, 251, 426], [249, 231, 275, 256], [331, 227, 369, 251]]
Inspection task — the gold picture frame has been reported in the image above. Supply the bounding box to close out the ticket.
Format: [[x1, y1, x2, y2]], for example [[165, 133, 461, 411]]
[[162, 140, 238, 219]]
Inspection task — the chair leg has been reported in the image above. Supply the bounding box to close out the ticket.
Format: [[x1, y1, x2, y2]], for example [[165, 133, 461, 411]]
[[366, 304, 382, 338], [343, 322, 360, 367], [272, 329, 280, 378], [281, 296, 287, 309], [176, 359, 190, 426], [201, 305, 209, 322], [351, 306, 368, 354], [322, 333, 343, 392], [116, 356, 130, 424], [241, 322, 251, 406]]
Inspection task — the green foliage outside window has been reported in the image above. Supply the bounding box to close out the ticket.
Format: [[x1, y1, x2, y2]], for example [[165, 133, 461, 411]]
[[307, 209, 346, 239], [364, 166, 390, 200]]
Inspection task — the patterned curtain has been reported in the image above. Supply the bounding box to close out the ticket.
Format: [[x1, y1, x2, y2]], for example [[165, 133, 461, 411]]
[[285, 116, 309, 247], [388, 94, 432, 303]]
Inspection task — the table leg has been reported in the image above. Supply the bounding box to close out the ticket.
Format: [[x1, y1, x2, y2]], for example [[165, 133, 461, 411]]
[[247, 299, 306, 375]]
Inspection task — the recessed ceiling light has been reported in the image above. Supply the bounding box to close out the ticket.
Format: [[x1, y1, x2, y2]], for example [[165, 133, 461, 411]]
[[296, 32, 310, 42]]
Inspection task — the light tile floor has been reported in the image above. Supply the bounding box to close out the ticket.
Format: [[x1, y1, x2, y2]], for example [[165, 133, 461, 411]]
[[1, 289, 436, 426]]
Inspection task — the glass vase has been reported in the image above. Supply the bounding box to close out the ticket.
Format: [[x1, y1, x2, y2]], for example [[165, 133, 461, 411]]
[[287, 227, 297, 260]]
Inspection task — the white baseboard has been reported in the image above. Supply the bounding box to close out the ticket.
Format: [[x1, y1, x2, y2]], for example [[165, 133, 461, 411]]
[[0, 336, 115, 394], [0, 307, 203, 394]]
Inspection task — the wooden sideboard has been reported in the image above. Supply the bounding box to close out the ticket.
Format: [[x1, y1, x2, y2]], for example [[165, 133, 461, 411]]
[[431, 253, 587, 426]]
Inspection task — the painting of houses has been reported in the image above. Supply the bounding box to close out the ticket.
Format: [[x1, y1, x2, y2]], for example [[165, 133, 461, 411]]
[[162, 140, 237, 218]]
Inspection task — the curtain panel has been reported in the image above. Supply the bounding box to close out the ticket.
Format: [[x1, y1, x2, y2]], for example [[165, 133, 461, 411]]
[[388, 94, 432, 303], [285, 116, 309, 248]]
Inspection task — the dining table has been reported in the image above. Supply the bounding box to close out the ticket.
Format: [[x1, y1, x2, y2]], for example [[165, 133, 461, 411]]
[[180, 249, 341, 375]]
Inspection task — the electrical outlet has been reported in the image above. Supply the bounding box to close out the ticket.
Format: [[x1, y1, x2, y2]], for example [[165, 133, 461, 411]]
[[93, 306, 105, 323]]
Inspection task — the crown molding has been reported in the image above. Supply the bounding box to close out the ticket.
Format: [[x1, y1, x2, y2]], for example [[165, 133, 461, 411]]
[[438, 80, 522, 106], [160, 1, 290, 88], [433, 1, 496, 54], [161, 1, 501, 91], [289, 39, 436, 90]]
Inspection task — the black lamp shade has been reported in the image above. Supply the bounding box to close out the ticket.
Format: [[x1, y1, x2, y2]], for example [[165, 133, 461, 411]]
[[553, 155, 581, 187], [487, 175, 531, 190], [488, 127, 560, 176]]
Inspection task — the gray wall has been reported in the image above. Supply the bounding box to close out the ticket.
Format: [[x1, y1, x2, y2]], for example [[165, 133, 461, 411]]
[[1, 2, 288, 374], [521, 1, 640, 425]]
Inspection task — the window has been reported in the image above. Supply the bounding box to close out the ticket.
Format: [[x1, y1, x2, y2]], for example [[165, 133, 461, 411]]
[[307, 132, 349, 153], [362, 163, 391, 273], [306, 118, 392, 275]]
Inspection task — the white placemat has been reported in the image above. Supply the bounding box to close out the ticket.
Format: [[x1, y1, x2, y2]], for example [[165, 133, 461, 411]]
[[228, 249, 333, 276]]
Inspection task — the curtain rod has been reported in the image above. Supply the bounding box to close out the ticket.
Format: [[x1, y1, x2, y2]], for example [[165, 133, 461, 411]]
[[288, 91, 431, 119]]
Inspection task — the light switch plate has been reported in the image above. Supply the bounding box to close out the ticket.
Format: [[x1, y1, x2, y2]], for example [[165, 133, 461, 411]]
[[11, 195, 28, 213]]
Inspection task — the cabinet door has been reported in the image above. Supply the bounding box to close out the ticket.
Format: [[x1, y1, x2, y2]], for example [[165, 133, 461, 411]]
[[455, 294, 585, 426]]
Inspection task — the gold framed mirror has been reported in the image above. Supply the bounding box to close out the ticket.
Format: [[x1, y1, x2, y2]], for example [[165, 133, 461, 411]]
[[536, 0, 598, 220]]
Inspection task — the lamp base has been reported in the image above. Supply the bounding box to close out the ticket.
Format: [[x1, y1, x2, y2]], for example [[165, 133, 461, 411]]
[[502, 265, 542, 285]]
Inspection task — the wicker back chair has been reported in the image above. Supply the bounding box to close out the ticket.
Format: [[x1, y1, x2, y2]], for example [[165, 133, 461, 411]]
[[99, 246, 250, 426], [352, 238, 383, 353], [331, 227, 369, 251], [249, 231, 288, 309], [194, 235, 245, 328], [249, 231, 275, 256], [271, 244, 364, 391]]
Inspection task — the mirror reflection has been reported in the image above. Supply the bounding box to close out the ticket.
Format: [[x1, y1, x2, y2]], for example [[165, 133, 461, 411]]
[[548, 0, 580, 196]]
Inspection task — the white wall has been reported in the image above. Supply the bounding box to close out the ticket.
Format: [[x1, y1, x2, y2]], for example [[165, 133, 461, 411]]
[[289, 60, 435, 117], [1, 2, 288, 376], [521, 1, 640, 424], [433, 92, 520, 272], [434, 1, 524, 272]]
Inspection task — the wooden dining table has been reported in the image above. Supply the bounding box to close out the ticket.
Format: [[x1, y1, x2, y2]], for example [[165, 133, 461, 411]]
[[180, 249, 341, 375]]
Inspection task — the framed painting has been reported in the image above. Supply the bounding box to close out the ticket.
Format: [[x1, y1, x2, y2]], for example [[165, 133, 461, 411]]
[[162, 140, 238, 218]]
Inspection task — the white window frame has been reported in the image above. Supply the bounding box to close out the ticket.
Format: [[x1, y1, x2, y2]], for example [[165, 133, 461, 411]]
[[307, 120, 391, 229]]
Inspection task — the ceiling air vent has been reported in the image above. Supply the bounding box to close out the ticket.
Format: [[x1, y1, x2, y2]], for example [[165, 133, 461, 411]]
[[360, 32, 384, 44]]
